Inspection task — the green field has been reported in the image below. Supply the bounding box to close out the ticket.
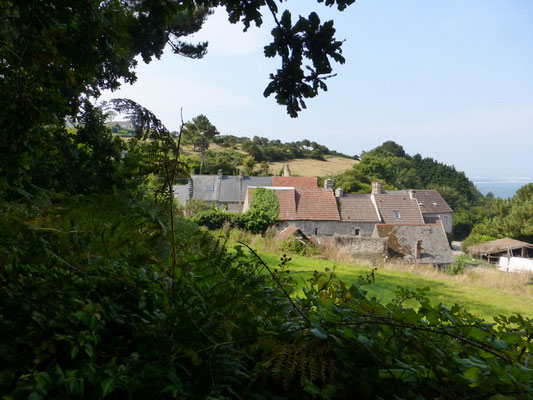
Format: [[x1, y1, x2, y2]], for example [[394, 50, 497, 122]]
[[252, 250, 533, 321]]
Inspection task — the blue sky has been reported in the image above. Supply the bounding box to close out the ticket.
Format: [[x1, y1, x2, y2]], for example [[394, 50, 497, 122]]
[[100, 0, 533, 181]]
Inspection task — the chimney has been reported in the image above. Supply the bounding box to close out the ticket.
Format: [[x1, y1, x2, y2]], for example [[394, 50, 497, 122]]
[[324, 178, 334, 191], [239, 170, 244, 204], [409, 189, 416, 200], [187, 178, 193, 200], [416, 240, 423, 260], [371, 182, 382, 195], [335, 187, 344, 198], [217, 169, 223, 179], [283, 164, 291, 177]]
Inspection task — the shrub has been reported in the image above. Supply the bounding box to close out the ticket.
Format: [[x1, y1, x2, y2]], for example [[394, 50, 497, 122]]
[[279, 238, 320, 256], [448, 254, 487, 275], [184, 198, 209, 217]]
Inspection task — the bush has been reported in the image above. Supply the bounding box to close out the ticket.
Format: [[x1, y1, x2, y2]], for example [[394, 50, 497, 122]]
[[2, 196, 533, 399], [448, 254, 487, 275], [279, 238, 320, 256]]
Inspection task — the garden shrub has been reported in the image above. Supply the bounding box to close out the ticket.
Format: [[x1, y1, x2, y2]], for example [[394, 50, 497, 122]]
[[192, 188, 279, 234], [279, 238, 320, 256]]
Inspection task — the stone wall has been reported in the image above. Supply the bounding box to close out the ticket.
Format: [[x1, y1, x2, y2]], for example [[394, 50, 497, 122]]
[[277, 220, 377, 238], [325, 236, 388, 258], [422, 212, 453, 233]]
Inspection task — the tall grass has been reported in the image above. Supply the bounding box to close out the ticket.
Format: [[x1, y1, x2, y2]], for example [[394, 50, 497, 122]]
[[218, 228, 533, 299]]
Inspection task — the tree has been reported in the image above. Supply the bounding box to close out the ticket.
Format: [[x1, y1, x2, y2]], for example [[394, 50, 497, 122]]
[[1, 0, 354, 196], [242, 156, 257, 175], [183, 115, 220, 174]]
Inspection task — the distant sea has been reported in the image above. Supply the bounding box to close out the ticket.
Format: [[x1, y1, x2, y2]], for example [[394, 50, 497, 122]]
[[474, 180, 531, 199]]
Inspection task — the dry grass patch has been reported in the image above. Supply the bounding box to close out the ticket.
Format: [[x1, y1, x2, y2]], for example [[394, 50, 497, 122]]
[[268, 156, 357, 177]]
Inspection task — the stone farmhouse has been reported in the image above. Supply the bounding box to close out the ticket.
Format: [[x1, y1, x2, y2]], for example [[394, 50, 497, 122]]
[[175, 172, 454, 266]]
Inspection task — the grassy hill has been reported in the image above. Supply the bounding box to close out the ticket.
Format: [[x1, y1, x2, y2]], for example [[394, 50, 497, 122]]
[[268, 156, 358, 177], [240, 247, 533, 321]]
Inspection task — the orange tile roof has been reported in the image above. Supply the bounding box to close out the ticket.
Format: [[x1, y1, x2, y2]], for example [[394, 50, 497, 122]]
[[292, 188, 340, 220], [272, 176, 318, 188], [248, 187, 339, 221]]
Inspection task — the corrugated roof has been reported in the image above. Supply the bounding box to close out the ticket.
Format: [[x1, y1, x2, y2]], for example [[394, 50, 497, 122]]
[[272, 176, 318, 188], [412, 190, 453, 213], [339, 194, 380, 222], [373, 223, 454, 264], [467, 238, 533, 255], [374, 193, 424, 224]]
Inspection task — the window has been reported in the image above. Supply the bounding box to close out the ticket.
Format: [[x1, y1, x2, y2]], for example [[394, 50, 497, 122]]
[[314, 228, 318, 235], [443, 215, 448, 224], [393, 210, 401, 220], [354, 228, 361, 236], [205, 186, 214, 191]]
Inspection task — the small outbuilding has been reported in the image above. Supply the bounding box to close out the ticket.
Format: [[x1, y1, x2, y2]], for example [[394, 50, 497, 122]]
[[467, 238, 533, 263], [372, 223, 454, 268]]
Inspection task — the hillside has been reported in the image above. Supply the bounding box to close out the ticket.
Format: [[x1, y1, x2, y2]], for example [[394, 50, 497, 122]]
[[268, 156, 358, 177], [255, 250, 533, 321]]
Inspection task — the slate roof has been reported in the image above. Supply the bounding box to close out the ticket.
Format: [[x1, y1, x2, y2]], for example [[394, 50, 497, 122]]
[[189, 175, 219, 202], [174, 184, 191, 206], [373, 193, 424, 224], [373, 223, 454, 265], [339, 194, 381, 222], [411, 190, 453, 213], [218, 176, 272, 202], [173, 175, 273, 204], [272, 176, 318, 188], [467, 238, 533, 256]]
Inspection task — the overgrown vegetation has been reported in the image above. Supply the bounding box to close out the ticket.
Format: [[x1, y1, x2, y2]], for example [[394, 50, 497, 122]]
[[279, 238, 321, 256], [1, 0, 533, 398], [448, 254, 488, 275], [193, 188, 279, 233]]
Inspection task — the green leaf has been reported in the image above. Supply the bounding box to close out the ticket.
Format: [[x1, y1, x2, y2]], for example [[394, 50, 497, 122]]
[[311, 327, 328, 340], [70, 346, 79, 360], [84, 343, 94, 357], [101, 378, 115, 397]]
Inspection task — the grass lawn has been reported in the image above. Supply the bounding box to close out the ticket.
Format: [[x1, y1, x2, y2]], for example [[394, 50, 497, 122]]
[[252, 250, 533, 321]]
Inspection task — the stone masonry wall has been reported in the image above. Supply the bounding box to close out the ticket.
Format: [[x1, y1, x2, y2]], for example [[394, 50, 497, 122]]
[[276, 220, 377, 238]]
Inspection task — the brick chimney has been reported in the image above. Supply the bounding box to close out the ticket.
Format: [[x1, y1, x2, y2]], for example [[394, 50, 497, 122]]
[[416, 240, 423, 260], [324, 178, 334, 191], [371, 182, 382, 195], [283, 164, 291, 177], [239, 170, 244, 204]]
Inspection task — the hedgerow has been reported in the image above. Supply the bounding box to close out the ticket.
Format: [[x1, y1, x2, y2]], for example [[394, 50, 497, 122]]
[[1, 194, 532, 399]]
